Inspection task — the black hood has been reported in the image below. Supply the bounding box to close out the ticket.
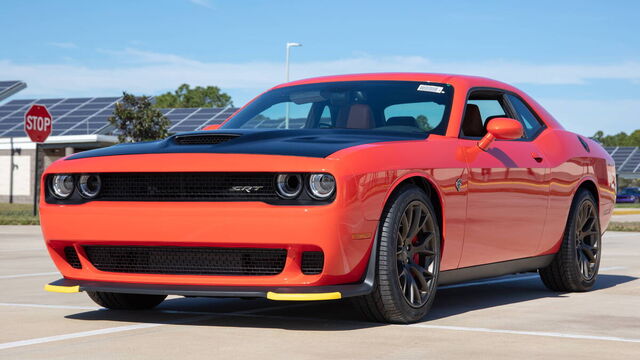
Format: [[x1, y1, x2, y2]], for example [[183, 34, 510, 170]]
[[67, 129, 428, 160]]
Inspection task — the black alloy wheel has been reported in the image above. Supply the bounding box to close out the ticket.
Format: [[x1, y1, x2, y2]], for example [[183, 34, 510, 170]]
[[574, 199, 600, 280], [396, 201, 438, 307], [539, 188, 602, 292]]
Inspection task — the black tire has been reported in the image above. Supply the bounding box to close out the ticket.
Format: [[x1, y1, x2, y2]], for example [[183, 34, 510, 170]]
[[539, 189, 602, 292], [87, 291, 167, 310], [353, 185, 441, 323]]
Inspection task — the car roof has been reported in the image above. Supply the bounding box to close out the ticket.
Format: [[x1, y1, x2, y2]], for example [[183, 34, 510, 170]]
[[270, 72, 564, 132], [275, 73, 518, 92]]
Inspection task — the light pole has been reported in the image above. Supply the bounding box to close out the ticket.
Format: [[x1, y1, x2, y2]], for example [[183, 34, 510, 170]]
[[284, 42, 302, 129], [285, 42, 302, 82]]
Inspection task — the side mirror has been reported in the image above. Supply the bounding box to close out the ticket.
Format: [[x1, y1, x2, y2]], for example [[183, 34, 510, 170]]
[[203, 124, 222, 131], [477, 117, 523, 151]]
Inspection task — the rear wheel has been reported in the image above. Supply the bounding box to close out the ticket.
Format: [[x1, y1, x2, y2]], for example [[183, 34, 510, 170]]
[[353, 185, 440, 323], [539, 189, 601, 291], [87, 291, 167, 310]]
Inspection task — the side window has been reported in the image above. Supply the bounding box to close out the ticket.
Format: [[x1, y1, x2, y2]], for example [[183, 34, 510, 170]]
[[461, 93, 510, 138], [318, 105, 333, 128], [506, 94, 544, 138], [383, 102, 445, 131], [467, 99, 508, 123]]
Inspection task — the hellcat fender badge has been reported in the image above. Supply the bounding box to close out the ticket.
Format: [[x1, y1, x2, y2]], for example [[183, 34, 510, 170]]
[[455, 179, 463, 192]]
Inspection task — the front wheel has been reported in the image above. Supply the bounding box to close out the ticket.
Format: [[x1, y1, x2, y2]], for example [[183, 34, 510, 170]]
[[539, 189, 602, 292], [353, 185, 441, 323]]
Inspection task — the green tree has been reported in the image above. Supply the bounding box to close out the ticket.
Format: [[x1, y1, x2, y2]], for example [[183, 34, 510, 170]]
[[154, 84, 233, 108], [592, 130, 640, 146], [109, 92, 171, 143]]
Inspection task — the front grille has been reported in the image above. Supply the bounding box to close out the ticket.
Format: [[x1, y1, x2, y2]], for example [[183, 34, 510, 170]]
[[97, 172, 277, 201], [84, 246, 287, 276], [173, 134, 239, 145], [64, 246, 82, 269], [301, 251, 324, 275]]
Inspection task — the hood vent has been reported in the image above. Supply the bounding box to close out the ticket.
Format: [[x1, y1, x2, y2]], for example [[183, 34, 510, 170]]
[[174, 134, 240, 145]]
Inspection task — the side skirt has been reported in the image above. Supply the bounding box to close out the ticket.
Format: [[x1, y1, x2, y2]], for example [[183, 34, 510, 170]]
[[438, 254, 555, 286]]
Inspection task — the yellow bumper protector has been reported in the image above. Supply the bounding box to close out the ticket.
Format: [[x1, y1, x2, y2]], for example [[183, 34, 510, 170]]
[[266, 291, 341, 301], [44, 284, 80, 293]]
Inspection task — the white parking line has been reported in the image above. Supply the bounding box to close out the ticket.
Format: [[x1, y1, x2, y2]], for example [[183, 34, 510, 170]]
[[0, 302, 307, 351], [408, 324, 640, 343], [0, 303, 97, 310], [0, 272, 59, 279], [0, 323, 165, 350]]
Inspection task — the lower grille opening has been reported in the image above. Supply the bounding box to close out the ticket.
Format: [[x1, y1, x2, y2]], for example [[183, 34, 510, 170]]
[[84, 246, 287, 276], [301, 251, 324, 275], [64, 246, 82, 269]]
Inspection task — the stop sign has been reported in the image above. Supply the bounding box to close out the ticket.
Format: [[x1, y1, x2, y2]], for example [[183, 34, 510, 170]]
[[24, 104, 53, 143]]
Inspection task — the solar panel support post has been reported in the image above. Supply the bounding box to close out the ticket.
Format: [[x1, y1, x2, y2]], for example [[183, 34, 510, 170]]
[[32, 143, 39, 217], [9, 138, 14, 204]]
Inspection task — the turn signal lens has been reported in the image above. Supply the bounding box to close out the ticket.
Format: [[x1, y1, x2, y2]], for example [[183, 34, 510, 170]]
[[308, 174, 336, 199], [50, 175, 74, 199], [276, 174, 303, 199], [78, 174, 101, 198]]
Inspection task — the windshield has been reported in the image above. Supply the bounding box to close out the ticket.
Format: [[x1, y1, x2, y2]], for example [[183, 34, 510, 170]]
[[221, 81, 454, 134]]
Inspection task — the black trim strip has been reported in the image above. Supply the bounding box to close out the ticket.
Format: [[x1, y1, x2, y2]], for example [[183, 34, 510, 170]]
[[438, 254, 555, 285]]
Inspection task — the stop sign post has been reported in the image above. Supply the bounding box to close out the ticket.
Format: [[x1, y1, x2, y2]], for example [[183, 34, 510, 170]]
[[24, 104, 53, 143], [24, 104, 53, 216]]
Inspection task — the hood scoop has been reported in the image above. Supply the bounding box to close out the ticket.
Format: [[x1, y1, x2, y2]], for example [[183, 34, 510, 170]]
[[173, 133, 240, 145]]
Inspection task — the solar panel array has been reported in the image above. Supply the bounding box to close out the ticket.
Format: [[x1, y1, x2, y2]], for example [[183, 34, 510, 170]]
[[604, 146, 640, 173], [0, 96, 237, 138], [0, 81, 27, 102]]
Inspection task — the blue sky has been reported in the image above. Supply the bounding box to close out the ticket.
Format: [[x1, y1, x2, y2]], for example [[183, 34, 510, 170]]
[[1, 0, 639, 136]]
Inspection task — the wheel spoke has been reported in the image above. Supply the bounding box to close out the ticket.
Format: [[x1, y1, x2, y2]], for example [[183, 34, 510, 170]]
[[409, 263, 432, 290], [581, 244, 596, 262], [406, 205, 423, 242], [582, 216, 595, 233]]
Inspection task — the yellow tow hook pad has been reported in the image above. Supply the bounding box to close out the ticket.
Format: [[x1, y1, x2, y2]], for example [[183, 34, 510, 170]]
[[266, 291, 341, 301], [44, 284, 80, 293]]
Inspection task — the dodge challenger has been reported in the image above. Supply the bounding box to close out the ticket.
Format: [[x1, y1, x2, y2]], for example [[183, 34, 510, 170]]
[[41, 73, 616, 323]]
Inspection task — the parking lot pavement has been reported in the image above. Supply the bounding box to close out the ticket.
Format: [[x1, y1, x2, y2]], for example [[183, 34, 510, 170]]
[[0, 226, 639, 359]]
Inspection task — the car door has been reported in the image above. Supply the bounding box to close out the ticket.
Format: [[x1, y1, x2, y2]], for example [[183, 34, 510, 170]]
[[458, 90, 550, 267]]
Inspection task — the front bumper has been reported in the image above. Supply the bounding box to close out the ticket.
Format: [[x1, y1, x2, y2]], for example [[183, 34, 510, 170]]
[[40, 200, 377, 288]]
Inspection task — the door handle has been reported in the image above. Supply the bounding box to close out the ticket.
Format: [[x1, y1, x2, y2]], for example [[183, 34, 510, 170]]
[[531, 152, 544, 163]]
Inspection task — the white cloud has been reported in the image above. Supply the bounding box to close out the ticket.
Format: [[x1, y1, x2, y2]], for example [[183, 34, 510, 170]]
[[2, 49, 639, 134], [188, 0, 213, 9], [48, 42, 77, 49]]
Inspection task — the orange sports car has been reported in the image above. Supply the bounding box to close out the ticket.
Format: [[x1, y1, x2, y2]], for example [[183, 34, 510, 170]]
[[42, 73, 616, 323]]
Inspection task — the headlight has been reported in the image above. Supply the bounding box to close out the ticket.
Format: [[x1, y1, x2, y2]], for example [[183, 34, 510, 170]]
[[50, 174, 75, 199], [276, 174, 303, 199], [78, 174, 101, 198], [308, 173, 336, 199]]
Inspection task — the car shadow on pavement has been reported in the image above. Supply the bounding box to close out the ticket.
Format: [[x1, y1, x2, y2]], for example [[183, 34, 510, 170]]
[[426, 273, 636, 321], [64, 273, 636, 330]]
